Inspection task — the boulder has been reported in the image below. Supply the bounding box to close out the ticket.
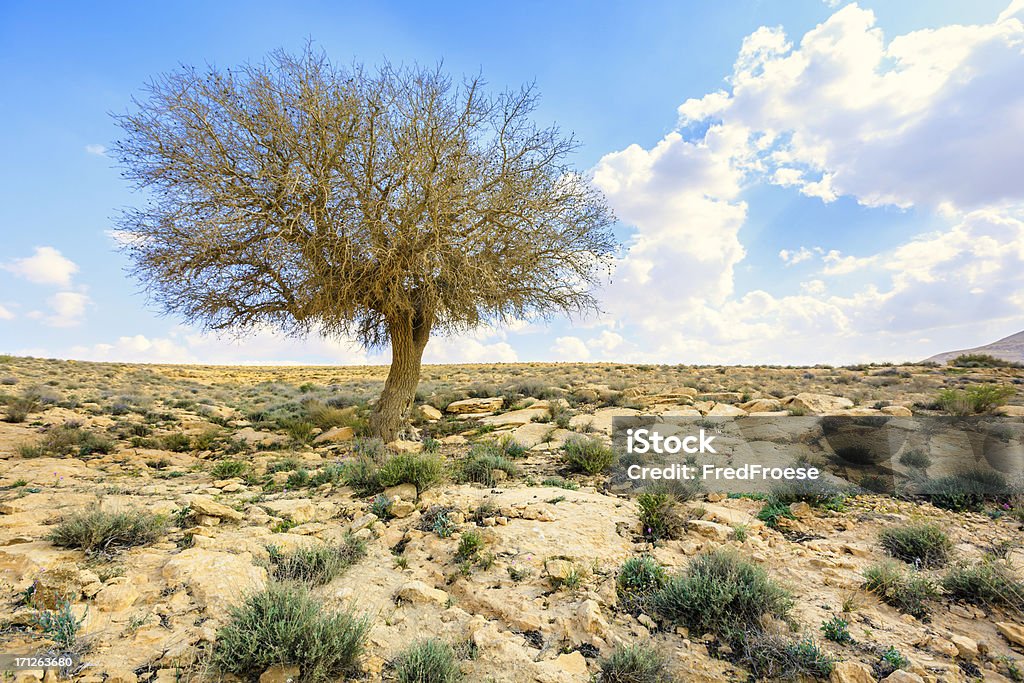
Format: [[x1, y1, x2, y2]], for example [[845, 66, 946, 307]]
[[785, 393, 854, 414], [740, 398, 783, 412], [417, 404, 443, 421], [446, 397, 503, 414], [185, 495, 243, 522], [396, 580, 449, 606], [881, 672, 924, 683], [233, 427, 288, 447], [388, 439, 423, 453], [706, 403, 747, 417], [830, 661, 875, 683], [93, 582, 140, 612], [261, 499, 337, 525], [687, 520, 733, 541], [312, 426, 354, 444], [997, 621, 1024, 647], [880, 405, 913, 417], [951, 634, 978, 659], [162, 549, 266, 616], [478, 406, 549, 427], [384, 483, 418, 501]]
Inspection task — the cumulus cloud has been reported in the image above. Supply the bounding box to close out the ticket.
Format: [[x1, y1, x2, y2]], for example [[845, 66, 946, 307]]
[[44, 291, 90, 327], [84, 144, 108, 156], [0, 304, 14, 321], [590, 1, 1024, 363], [4, 246, 79, 287], [552, 336, 592, 361]]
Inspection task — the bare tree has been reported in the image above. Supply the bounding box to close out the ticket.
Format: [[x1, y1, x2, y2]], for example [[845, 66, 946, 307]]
[[113, 48, 617, 441]]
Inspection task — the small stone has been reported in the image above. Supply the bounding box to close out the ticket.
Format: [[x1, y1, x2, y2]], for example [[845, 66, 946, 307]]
[[312, 426, 354, 444], [417, 404, 443, 421], [102, 670, 138, 683], [551, 651, 588, 675], [951, 634, 978, 659], [881, 671, 924, 683], [383, 483, 418, 501], [259, 664, 300, 683], [391, 500, 416, 518]]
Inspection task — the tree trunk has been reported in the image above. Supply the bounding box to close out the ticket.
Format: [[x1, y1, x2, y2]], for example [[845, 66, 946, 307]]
[[370, 310, 432, 442]]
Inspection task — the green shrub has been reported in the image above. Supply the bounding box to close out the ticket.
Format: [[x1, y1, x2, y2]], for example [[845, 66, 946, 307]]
[[638, 492, 685, 541], [562, 435, 616, 474], [455, 530, 484, 562], [929, 467, 1007, 512], [378, 453, 444, 494], [5, 396, 39, 423], [540, 476, 578, 490], [820, 615, 852, 644], [211, 459, 248, 479], [941, 559, 1024, 613], [768, 479, 847, 510], [598, 644, 670, 683], [756, 501, 795, 529], [938, 384, 1015, 415], [35, 599, 85, 649], [863, 561, 938, 619], [282, 418, 317, 444], [419, 506, 457, 538], [616, 556, 666, 613], [268, 535, 366, 586], [951, 354, 1022, 369], [162, 432, 192, 452], [286, 468, 311, 488], [49, 507, 167, 555], [742, 634, 835, 680], [370, 494, 393, 520], [75, 431, 116, 457], [879, 523, 952, 568], [213, 582, 370, 683], [342, 457, 382, 496], [457, 445, 519, 487], [654, 549, 792, 646], [878, 646, 909, 676], [392, 639, 462, 683]]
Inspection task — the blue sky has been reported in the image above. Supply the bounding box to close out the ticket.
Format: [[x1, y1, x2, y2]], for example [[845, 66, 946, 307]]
[[1, 0, 1023, 365]]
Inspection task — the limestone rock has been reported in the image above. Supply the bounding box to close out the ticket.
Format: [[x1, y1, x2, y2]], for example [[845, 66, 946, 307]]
[[880, 405, 913, 417], [93, 582, 140, 612], [396, 580, 449, 606], [312, 426, 354, 444], [478, 406, 549, 426], [740, 398, 783, 412], [388, 439, 423, 453], [162, 549, 266, 616], [706, 403, 747, 417], [785, 393, 854, 414], [881, 671, 924, 683], [417, 404, 443, 421], [997, 621, 1024, 647], [951, 634, 978, 659], [261, 499, 337, 525], [687, 520, 733, 541], [446, 397, 503, 414], [830, 661, 875, 683], [233, 427, 288, 447], [185, 495, 243, 522], [259, 665, 300, 683], [384, 483, 418, 501]]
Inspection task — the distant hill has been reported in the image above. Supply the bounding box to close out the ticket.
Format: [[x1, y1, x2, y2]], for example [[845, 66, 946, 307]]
[[924, 329, 1024, 365]]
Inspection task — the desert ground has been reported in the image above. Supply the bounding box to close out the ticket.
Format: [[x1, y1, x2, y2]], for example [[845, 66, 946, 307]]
[[1, 355, 1024, 683]]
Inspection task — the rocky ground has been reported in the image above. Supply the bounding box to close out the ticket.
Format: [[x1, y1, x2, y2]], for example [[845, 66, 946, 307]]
[[1, 356, 1024, 683]]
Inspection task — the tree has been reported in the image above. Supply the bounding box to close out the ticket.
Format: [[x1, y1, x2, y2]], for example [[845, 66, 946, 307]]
[[112, 48, 617, 441]]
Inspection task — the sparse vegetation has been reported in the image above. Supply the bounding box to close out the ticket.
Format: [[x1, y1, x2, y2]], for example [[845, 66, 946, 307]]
[[598, 644, 670, 683], [562, 435, 617, 474], [616, 555, 667, 614], [942, 559, 1024, 613], [49, 507, 168, 555], [213, 581, 370, 683], [654, 549, 792, 647], [267, 535, 367, 586], [878, 522, 952, 568], [863, 561, 938, 619], [937, 384, 1015, 415], [392, 639, 462, 683]]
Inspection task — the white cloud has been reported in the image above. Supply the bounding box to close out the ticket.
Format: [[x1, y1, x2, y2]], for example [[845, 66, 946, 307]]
[[44, 291, 90, 327], [4, 246, 79, 287], [588, 2, 1024, 364], [0, 304, 14, 321], [552, 336, 591, 361], [779, 247, 815, 266], [84, 144, 107, 156]]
